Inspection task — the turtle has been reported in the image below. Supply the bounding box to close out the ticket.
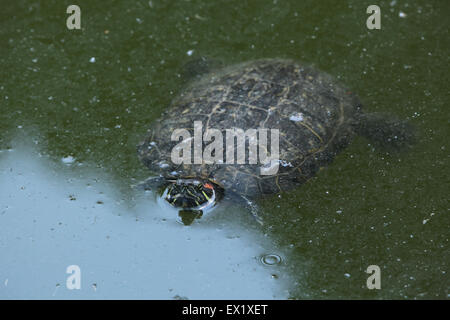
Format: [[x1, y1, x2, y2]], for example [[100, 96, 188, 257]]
[[137, 58, 413, 225]]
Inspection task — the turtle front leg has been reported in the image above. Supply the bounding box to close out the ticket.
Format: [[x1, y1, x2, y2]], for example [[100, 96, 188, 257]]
[[239, 195, 264, 226], [132, 176, 166, 191]]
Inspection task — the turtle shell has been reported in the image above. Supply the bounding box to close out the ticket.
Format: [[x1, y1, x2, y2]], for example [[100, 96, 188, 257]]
[[137, 59, 361, 198]]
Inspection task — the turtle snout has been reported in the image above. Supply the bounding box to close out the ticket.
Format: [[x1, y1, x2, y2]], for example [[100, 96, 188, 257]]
[[180, 197, 190, 208]]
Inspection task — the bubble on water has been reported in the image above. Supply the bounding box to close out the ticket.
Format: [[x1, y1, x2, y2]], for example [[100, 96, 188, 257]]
[[289, 113, 304, 122], [279, 160, 293, 167], [261, 254, 282, 266], [61, 156, 76, 164]]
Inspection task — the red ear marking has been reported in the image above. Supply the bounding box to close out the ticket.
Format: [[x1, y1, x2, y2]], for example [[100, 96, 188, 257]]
[[203, 183, 214, 190]]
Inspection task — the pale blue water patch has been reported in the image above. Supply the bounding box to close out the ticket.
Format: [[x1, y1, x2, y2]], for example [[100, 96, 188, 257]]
[[0, 145, 294, 299]]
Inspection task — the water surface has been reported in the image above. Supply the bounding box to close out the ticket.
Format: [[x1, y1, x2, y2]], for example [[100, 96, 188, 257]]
[[0, 0, 448, 299]]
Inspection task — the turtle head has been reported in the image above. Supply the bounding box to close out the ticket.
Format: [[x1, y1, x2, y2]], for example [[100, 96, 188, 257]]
[[162, 178, 219, 212]]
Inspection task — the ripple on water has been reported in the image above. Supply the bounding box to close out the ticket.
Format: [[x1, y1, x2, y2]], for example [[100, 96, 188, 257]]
[[261, 254, 282, 266]]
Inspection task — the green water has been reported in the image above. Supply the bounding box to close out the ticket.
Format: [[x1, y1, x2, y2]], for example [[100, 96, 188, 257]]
[[1, 0, 448, 299]]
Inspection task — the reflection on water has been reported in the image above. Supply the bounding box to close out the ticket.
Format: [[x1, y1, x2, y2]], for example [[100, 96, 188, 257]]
[[0, 145, 294, 299]]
